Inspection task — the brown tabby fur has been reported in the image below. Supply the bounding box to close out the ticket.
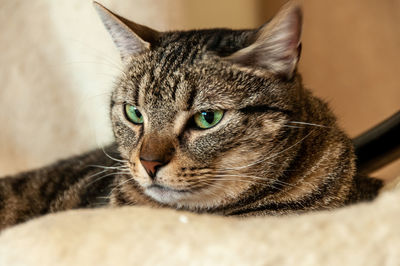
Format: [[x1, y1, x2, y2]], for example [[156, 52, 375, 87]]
[[0, 1, 382, 231]]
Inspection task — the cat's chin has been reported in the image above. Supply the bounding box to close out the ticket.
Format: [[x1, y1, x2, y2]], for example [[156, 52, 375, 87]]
[[144, 184, 191, 205]]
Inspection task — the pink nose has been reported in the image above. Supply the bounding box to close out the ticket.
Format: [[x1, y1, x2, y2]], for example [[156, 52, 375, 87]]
[[140, 159, 164, 178]]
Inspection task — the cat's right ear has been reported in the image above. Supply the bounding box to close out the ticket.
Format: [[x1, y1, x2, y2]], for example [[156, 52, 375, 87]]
[[93, 2, 159, 61]]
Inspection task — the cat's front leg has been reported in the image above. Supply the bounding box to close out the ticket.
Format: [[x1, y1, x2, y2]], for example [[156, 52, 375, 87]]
[[0, 147, 119, 231]]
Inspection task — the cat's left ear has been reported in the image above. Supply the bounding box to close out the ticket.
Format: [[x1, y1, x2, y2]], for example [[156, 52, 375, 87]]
[[93, 1, 159, 62], [226, 1, 302, 79]]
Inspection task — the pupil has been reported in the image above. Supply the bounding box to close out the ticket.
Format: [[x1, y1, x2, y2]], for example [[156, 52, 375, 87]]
[[203, 112, 214, 124], [135, 109, 142, 118]]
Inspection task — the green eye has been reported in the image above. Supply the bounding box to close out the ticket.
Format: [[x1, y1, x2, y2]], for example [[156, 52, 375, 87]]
[[125, 104, 144, 124], [194, 110, 224, 129]]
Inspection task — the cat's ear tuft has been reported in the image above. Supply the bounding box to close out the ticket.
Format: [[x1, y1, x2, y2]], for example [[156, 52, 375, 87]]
[[93, 1, 159, 61], [226, 1, 302, 79]]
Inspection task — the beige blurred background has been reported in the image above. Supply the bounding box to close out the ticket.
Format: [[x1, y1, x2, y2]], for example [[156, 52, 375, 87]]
[[0, 0, 399, 179]]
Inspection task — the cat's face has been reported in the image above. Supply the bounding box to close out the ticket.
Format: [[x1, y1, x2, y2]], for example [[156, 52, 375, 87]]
[[95, 1, 304, 210], [111, 51, 298, 208]]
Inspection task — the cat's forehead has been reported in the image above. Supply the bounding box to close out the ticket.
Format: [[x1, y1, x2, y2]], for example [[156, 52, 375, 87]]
[[128, 28, 253, 73], [116, 29, 290, 114]]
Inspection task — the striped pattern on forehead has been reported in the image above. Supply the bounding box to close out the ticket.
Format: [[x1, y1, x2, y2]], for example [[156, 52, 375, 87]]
[[121, 29, 253, 109], [136, 34, 206, 106]]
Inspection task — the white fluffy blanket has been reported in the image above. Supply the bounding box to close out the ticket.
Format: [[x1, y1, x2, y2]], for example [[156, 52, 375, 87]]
[[0, 179, 399, 266]]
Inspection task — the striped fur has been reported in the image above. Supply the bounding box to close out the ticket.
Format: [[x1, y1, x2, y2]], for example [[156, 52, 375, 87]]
[[0, 2, 382, 230]]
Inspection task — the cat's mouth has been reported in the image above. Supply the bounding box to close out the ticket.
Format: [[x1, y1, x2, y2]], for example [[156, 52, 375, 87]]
[[145, 184, 191, 204]]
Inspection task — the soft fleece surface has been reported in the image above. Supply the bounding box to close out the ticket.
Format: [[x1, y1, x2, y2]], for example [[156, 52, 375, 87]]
[[0, 178, 399, 266]]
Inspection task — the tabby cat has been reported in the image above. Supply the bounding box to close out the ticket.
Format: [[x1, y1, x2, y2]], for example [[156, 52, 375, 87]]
[[0, 1, 382, 231]]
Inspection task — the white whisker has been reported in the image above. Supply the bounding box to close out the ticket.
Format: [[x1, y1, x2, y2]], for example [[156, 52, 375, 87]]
[[209, 172, 312, 193], [282, 125, 303, 129], [88, 164, 130, 171], [287, 121, 329, 128], [86, 171, 130, 187], [100, 146, 128, 164]]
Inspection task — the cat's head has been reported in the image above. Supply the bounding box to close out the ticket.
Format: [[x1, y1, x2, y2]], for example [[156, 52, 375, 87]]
[[94, 2, 339, 210]]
